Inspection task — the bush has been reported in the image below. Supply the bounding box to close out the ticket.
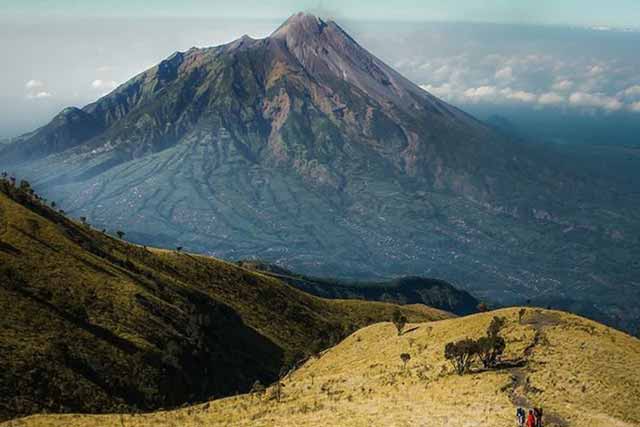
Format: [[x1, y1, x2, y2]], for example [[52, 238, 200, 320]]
[[487, 316, 505, 339], [476, 335, 506, 368], [400, 353, 411, 369], [444, 339, 478, 375], [444, 316, 508, 374], [392, 309, 407, 336]]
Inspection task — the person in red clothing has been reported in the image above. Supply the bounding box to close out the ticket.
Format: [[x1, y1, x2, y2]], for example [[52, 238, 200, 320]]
[[526, 409, 536, 427]]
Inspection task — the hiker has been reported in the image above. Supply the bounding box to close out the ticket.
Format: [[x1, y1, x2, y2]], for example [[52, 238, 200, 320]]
[[534, 407, 543, 427], [516, 407, 526, 426], [526, 409, 536, 427]]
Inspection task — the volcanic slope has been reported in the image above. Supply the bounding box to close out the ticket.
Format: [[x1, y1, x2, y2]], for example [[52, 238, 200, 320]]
[[2, 13, 639, 329], [10, 308, 640, 427], [0, 181, 448, 422]]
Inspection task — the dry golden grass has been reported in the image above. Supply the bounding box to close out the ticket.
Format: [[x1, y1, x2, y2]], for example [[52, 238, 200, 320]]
[[8, 308, 640, 427], [0, 188, 450, 421]]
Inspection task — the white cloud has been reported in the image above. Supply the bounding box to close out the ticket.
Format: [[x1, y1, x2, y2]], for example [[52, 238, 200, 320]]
[[26, 91, 52, 99], [501, 88, 537, 103], [568, 92, 623, 111], [25, 79, 45, 89], [420, 83, 455, 99], [25, 79, 52, 100], [621, 85, 640, 98], [494, 66, 513, 82], [538, 92, 565, 105], [552, 79, 574, 92], [463, 86, 498, 102], [91, 79, 118, 91], [587, 64, 606, 76]]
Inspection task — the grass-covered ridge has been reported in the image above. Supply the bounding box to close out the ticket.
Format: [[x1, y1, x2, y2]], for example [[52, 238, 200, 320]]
[[237, 260, 481, 315], [0, 179, 450, 422], [12, 308, 639, 427]]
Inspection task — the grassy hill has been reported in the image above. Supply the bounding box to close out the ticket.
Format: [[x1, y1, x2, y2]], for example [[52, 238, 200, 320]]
[[0, 180, 450, 422], [11, 308, 640, 427], [237, 260, 481, 315]]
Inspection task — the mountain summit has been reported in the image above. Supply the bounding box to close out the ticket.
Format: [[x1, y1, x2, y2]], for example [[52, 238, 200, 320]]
[[2, 13, 638, 330]]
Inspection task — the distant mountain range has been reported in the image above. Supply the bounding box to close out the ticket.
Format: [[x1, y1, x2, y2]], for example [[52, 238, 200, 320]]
[[1, 13, 639, 331]]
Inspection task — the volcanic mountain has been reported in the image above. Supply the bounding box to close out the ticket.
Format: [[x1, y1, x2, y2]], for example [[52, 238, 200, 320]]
[[2, 13, 639, 329]]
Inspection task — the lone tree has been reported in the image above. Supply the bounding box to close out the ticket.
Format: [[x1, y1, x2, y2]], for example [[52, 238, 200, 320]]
[[116, 231, 125, 239], [392, 309, 407, 336], [444, 339, 478, 375], [400, 353, 411, 370], [250, 380, 266, 399], [518, 308, 526, 323], [176, 246, 183, 253]]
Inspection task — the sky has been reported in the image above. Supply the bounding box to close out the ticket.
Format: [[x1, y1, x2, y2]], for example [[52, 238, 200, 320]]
[[3, 0, 640, 28], [2, 2, 640, 139]]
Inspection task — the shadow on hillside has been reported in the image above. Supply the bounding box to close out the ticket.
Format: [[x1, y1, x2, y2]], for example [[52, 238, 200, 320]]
[[10, 225, 61, 253], [0, 239, 21, 255], [11, 286, 142, 355], [402, 326, 421, 335]]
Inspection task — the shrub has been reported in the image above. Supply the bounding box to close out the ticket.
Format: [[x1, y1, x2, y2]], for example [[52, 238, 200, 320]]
[[400, 353, 411, 369], [487, 316, 506, 339], [476, 335, 506, 368], [250, 380, 265, 399], [392, 309, 407, 336], [444, 339, 478, 375]]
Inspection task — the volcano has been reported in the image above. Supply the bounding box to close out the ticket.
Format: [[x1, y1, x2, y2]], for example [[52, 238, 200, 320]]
[[2, 13, 639, 329]]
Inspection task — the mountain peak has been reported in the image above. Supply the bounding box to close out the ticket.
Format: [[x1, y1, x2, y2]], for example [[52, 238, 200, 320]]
[[271, 12, 329, 40]]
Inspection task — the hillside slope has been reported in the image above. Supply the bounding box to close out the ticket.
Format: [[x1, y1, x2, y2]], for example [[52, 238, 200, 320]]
[[238, 260, 480, 315], [2, 13, 638, 330], [13, 308, 640, 427], [0, 181, 449, 422]]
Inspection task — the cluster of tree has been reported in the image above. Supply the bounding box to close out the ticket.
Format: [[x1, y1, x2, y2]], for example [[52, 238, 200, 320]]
[[444, 316, 506, 375]]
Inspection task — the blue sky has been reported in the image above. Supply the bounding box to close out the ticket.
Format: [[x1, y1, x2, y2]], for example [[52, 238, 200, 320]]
[[4, 0, 640, 28]]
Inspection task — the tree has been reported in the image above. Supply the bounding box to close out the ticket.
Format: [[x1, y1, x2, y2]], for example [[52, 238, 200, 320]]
[[19, 180, 31, 193], [80, 216, 87, 225], [250, 380, 265, 399], [477, 302, 488, 312], [51, 201, 56, 209], [176, 246, 183, 253], [476, 335, 506, 368], [392, 309, 407, 336], [487, 316, 506, 339], [400, 353, 411, 370], [116, 231, 125, 239], [518, 308, 526, 323], [444, 339, 478, 375]]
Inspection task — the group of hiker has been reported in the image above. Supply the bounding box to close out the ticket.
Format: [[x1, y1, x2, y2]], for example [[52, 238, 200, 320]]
[[517, 407, 543, 427]]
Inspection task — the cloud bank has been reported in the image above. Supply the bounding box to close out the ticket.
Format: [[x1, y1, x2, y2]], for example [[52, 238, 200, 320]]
[[417, 53, 640, 113]]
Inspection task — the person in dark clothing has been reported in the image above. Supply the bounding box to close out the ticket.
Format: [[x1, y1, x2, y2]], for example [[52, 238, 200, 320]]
[[534, 407, 543, 427], [517, 407, 526, 426]]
